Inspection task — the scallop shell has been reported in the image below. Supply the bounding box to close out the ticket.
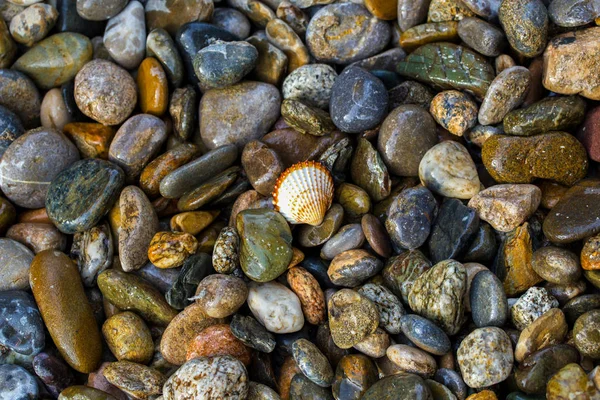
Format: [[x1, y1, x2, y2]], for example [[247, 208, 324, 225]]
[[272, 161, 334, 226]]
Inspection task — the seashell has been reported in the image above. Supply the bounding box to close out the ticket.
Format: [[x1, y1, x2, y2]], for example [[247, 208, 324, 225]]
[[273, 161, 334, 226]]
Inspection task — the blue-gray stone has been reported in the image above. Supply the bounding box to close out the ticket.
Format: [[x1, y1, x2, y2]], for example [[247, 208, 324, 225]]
[[0, 291, 45, 357], [193, 40, 258, 91], [0, 105, 24, 159], [400, 314, 451, 356], [428, 198, 479, 263], [470, 270, 509, 327], [0, 365, 38, 400]]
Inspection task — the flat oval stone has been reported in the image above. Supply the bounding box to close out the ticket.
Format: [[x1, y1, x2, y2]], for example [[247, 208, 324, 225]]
[[58, 385, 117, 399], [515, 344, 580, 395], [400, 314, 450, 356], [246, 31, 288, 86], [9, 3, 58, 47], [12, 32, 92, 90], [478, 66, 530, 126], [236, 209, 292, 282], [332, 354, 378, 400], [63, 122, 115, 160], [351, 138, 391, 202], [400, 21, 459, 53], [515, 308, 568, 362], [194, 40, 258, 91], [137, 57, 168, 117], [358, 283, 405, 335], [458, 327, 513, 388], [193, 274, 247, 318], [548, 0, 600, 27], [292, 338, 334, 387], [30, 250, 102, 373], [499, 0, 548, 57], [573, 309, 600, 358], [297, 203, 344, 247], [408, 260, 467, 335], [241, 140, 283, 196], [288, 266, 326, 325], [429, 198, 479, 263], [503, 96, 586, 136], [328, 289, 379, 349], [512, 286, 559, 331], [264, 19, 308, 73], [383, 250, 432, 304], [397, 43, 495, 100], [177, 165, 239, 210], [458, 17, 506, 57], [327, 249, 382, 287], [361, 214, 391, 258], [0, 291, 44, 356], [146, 28, 184, 88], [40, 88, 71, 132], [419, 141, 480, 199], [102, 311, 153, 364], [362, 374, 432, 400], [321, 224, 365, 260], [200, 81, 281, 150], [46, 159, 124, 234], [212, 8, 250, 39], [386, 344, 437, 378], [248, 281, 304, 334], [282, 64, 337, 110], [230, 314, 276, 353], [329, 67, 388, 134], [542, 27, 600, 100], [306, 3, 390, 64], [74, 59, 137, 125], [102, 361, 165, 399], [531, 246, 581, 284], [6, 222, 66, 254], [0, 365, 39, 400], [0, 105, 24, 158], [281, 99, 335, 137], [103, 1, 145, 69], [146, 0, 213, 36], [470, 270, 508, 327], [0, 19, 17, 68], [353, 327, 389, 359], [76, 0, 127, 20], [430, 90, 478, 136], [186, 324, 251, 366], [0, 127, 79, 209], [140, 144, 199, 198], [0, 69, 40, 128], [0, 239, 34, 291], [543, 180, 600, 243], [289, 373, 334, 400], [109, 114, 167, 181], [378, 104, 437, 177]]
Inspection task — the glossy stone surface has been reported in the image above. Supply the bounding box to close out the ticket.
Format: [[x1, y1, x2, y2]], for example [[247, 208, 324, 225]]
[[0, 365, 38, 400], [282, 64, 337, 110], [9, 3, 58, 47], [146, 28, 184, 88], [193, 40, 258, 91], [0, 68, 40, 129], [515, 344, 580, 395], [401, 314, 451, 356], [230, 314, 276, 353], [546, 363, 599, 399], [0, 291, 44, 356], [470, 270, 509, 327], [430, 90, 478, 136], [0, 238, 34, 291], [102, 312, 153, 364], [328, 289, 379, 349], [146, 0, 213, 35], [499, 0, 548, 57], [515, 308, 568, 362], [362, 374, 433, 400], [248, 281, 304, 334], [332, 354, 378, 400], [350, 138, 391, 202], [429, 198, 479, 262]]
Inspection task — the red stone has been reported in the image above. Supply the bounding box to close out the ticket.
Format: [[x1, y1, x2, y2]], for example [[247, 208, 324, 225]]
[[577, 105, 600, 162]]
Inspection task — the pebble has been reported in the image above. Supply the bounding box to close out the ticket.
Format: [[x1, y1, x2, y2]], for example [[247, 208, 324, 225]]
[[335, 183, 370, 223], [531, 246, 581, 284], [146, 28, 184, 88], [0, 69, 40, 128], [63, 122, 115, 159], [212, 226, 240, 274], [351, 138, 391, 202], [434, 369, 467, 400], [549, 0, 600, 27], [429, 198, 479, 263], [546, 363, 599, 399], [353, 327, 389, 359], [230, 314, 276, 353], [282, 64, 337, 109], [378, 104, 438, 177], [59, 386, 119, 399], [409, 260, 467, 335], [30, 250, 102, 373], [306, 3, 390, 64], [102, 311, 154, 364], [457, 327, 514, 388], [7, 222, 66, 253], [542, 26, 600, 100], [361, 214, 391, 258], [458, 17, 506, 57], [499, 0, 548, 57], [428, 0, 475, 21], [287, 266, 326, 325], [0, 105, 24, 158], [327, 249, 382, 287], [0, 291, 44, 356], [573, 310, 600, 358], [297, 203, 344, 247], [329, 66, 388, 134], [200, 81, 281, 150], [320, 224, 363, 260], [419, 141, 481, 199], [248, 281, 304, 333], [102, 1, 145, 69], [46, 159, 124, 234], [265, 18, 309, 73], [332, 354, 378, 400], [0, 19, 16, 68], [387, 344, 437, 378], [147, 231, 198, 269], [0, 239, 34, 291], [503, 95, 586, 136], [9, 3, 58, 46], [247, 382, 280, 400], [33, 352, 75, 397], [383, 250, 432, 304], [146, 0, 213, 35], [98, 269, 178, 326], [397, 0, 430, 30], [358, 283, 405, 335], [397, 43, 495, 99], [0, 127, 79, 209], [470, 270, 509, 328], [136, 57, 169, 117], [246, 32, 288, 86], [118, 186, 158, 272], [76, 0, 127, 20], [165, 252, 211, 309], [328, 289, 379, 349], [401, 314, 451, 355], [399, 22, 459, 52], [212, 8, 250, 39], [515, 344, 580, 395], [194, 40, 258, 91], [74, 59, 137, 125], [362, 374, 432, 400], [0, 365, 38, 400], [430, 90, 478, 136], [102, 361, 165, 399], [543, 180, 600, 243], [482, 132, 588, 186], [289, 373, 334, 400], [193, 274, 247, 318], [511, 287, 559, 330], [292, 338, 334, 387], [578, 105, 600, 162], [515, 308, 568, 362], [468, 184, 541, 233], [40, 88, 70, 131], [186, 324, 252, 366], [478, 66, 531, 126], [281, 99, 335, 136]]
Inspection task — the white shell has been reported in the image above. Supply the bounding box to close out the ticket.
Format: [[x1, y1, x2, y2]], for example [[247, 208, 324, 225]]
[[272, 161, 334, 226]]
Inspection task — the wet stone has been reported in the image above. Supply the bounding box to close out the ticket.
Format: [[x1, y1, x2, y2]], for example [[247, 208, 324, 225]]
[[292, 338, 334, 387], [408, 260, 467, 335], [289, 374, 334, 400], [531, 246, 581, 284], [429, 198, 479, 263], [166, 252, 212, 310], [383, 250, 432, 304], [430, 90, 478, 136], [306, 3, 390, 64], [281, 99, 335, 137], [573, 310, 600, 359], [458, 17, 506, 57], [76, 0, 127, 20], [282, 64, 337, 110], [332, 354, 378, 400], [399, 22, 459, 53], [327, 249, 382, 287], [146, 28, 185, 88], [388, 81, 435, 110], [351, 139, 391, 202], [353, 327, 389, 359], [470, 270, 509, 328], [63, 122, 115, 160], [321, 224, 365, 260], [515, 308, 568, 362], [193, 274, 247, 318], [499, 0, 548, 57], [503, 96, 586, 136], [362, 373, 432, 400], [0, 365, 38, 400], [358, 283, 405, 335], [0, 239, 34, 291], [0, 291, 44, 356], [401, 314, 451, 355], [297, 203, 344, 248], [265, 18, 309, 73], [231, 314, 276, 353], [0, 19, 16, 68], [102, 311, 154, 364], [328, 289, 379, 349], [71, 222, 114, 287], [515, 344, 580, 395], [335, 183, 371, 223], [186, 324, 252, 366], [212, 7, 250, 39], [103, 361, 165, 399], [434, 369, 467, 400], [146, 0, 213, 36], [33, 352, 75, 397], [330, 67, 388, 134], [0, 69, 40, 129], [386, 344, 437, 378], [397, 0, 430, 31], [0, 106, 24, 158], [546, 363, 599, 399], [9, 3, 58, 47], [478, 66, 531, 126], [194, 40, 258, 91]]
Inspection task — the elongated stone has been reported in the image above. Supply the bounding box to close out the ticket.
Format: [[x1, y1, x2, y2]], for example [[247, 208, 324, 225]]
[[397, 43, 495, 99], [12, 33, 92, 90]]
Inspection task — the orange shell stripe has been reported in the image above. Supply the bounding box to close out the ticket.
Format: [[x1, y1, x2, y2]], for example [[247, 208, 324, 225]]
[[272, 160, 331, 212]]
